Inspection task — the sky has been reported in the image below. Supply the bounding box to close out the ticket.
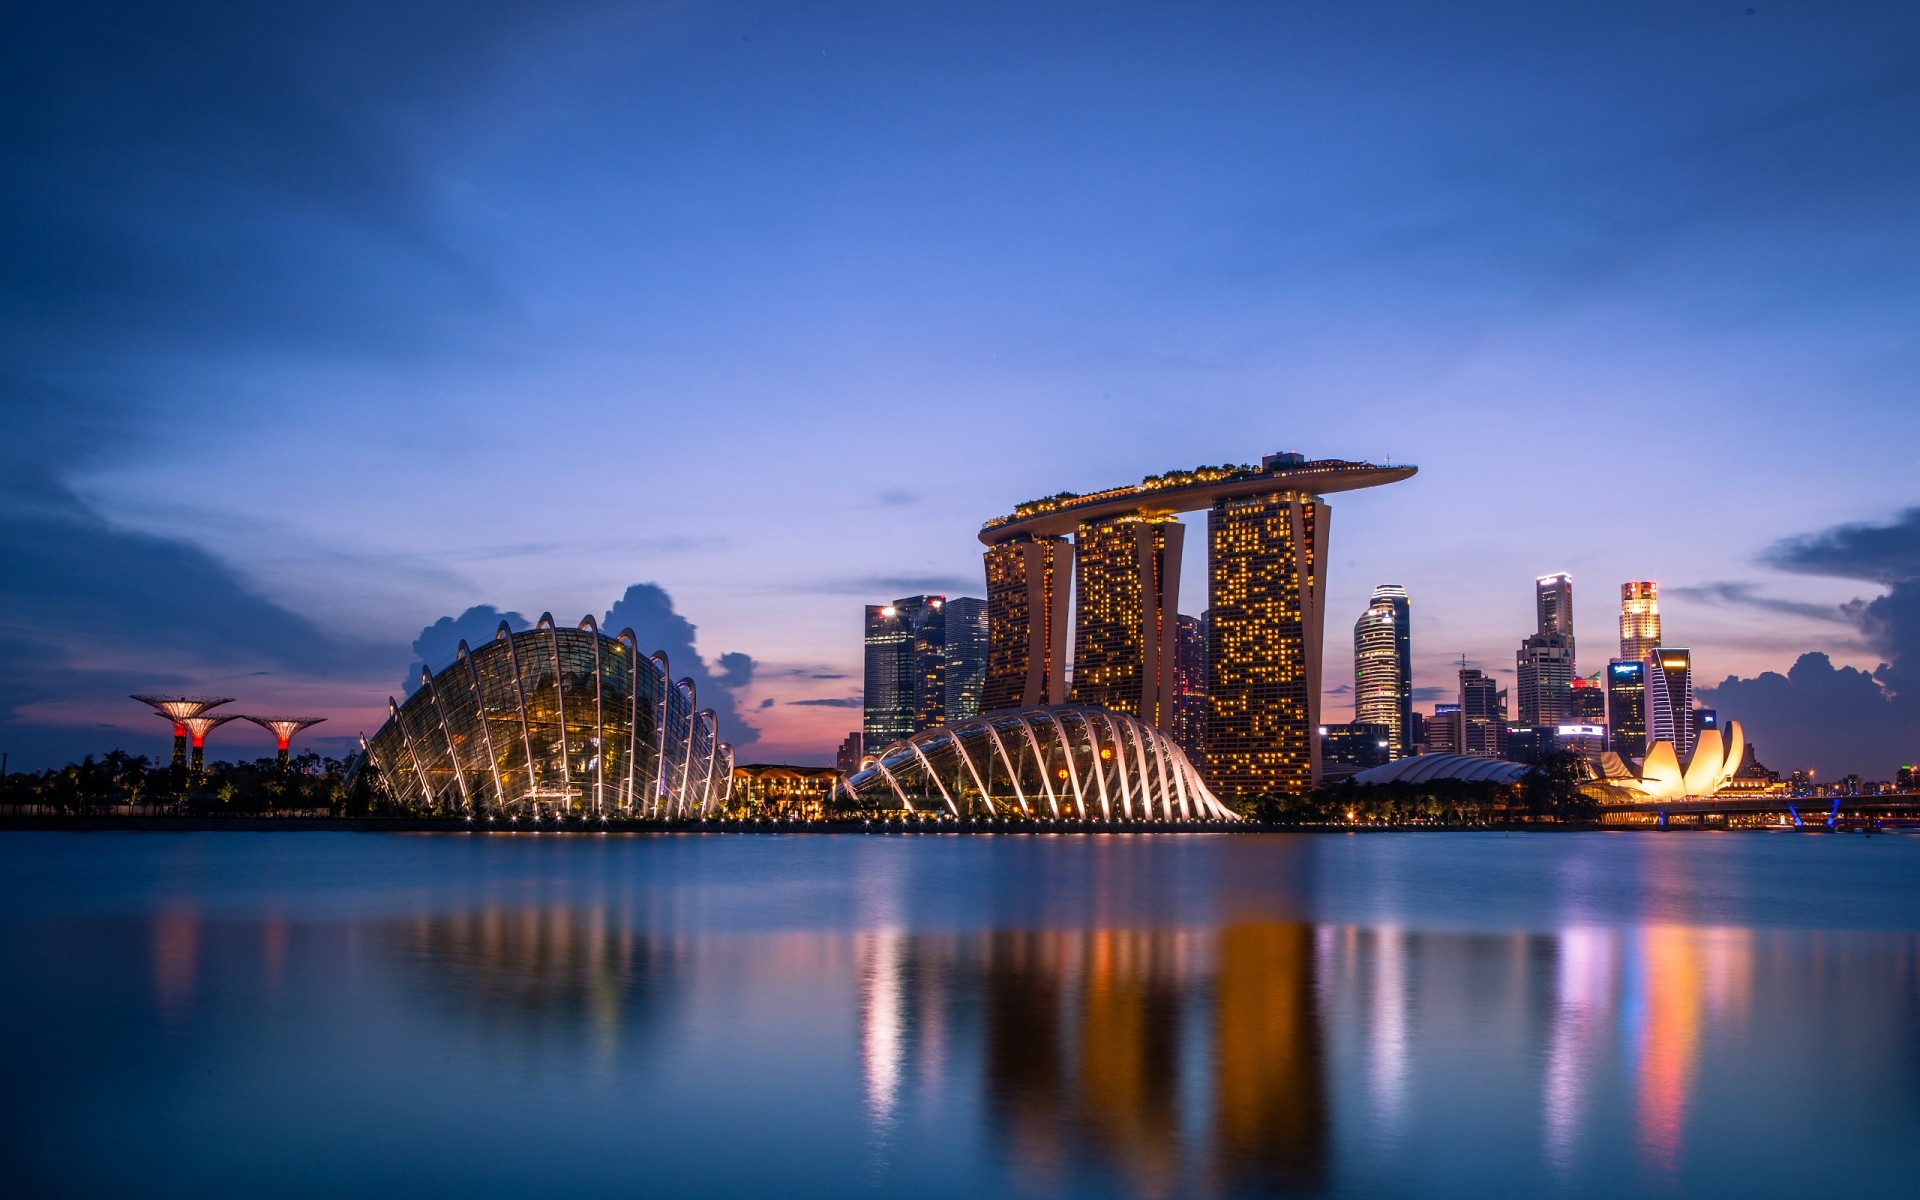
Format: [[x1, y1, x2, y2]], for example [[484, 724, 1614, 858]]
[[3, 1, 1918, 777]]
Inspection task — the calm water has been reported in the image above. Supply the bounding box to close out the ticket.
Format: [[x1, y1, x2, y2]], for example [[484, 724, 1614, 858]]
[[2, 831, 1917, 1199]]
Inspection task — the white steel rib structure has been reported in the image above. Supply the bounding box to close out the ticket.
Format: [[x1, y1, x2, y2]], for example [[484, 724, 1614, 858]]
[[837, 706, 1239, 821], [363, 614, 733, 818]]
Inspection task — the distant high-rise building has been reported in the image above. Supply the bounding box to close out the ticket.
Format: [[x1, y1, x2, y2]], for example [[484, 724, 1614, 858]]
[[863, 596, 946, 747], [1172, 613, 1207, 765], [1606, 660, 1648, 758], [1619, 582, 1661, 665], [1408, 709, 1428, 754], [942, 597, 988, 722], [1426, 705, 1461, 755], [1505, 725, 1555, 765], [1516, 633, 1575, 727], [1694, 707, 1718, 735], [1537, 573, 1575, 644], [1459, 667, 1504, 758], [1071, 517, 1184, 729], [835, 731, 864, 777], [982, 537, 1073, 711], [1570, 673, 1607, 723], [1353, 584, 1413, 758], [1207, 493, 1328, 796], [1555, 724, 1609, 756], [1646, 648, 1695, 759], [1320, 722, 1392, 781]]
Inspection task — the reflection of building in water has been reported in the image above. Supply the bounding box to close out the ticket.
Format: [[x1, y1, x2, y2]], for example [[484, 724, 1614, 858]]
[[1214, 924, 1327, 1192], [1631, 925, 1752, 1174], [388, 908, 672, 1052], [864, 923, 1327, 1198]]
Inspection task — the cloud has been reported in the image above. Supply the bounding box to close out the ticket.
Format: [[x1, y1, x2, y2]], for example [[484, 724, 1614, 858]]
[[1701, 509, 1920, 777], [759, 698, 776, 709], [1410, 686, 1450, 702], [603, 583, 758, 748], [876, 488, 919, 507], [789, 697, 862, 708], [1665, 581, 1854, 624], [403, 605, 531, 692]]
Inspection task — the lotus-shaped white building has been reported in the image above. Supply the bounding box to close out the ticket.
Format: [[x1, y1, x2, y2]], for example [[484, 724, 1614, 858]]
[[1598, 721, 1746, 801]]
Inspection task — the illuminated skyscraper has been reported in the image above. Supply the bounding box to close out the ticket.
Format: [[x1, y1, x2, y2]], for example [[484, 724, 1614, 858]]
[[1646, 648, 1695, 759], [864, 596, 946, 746], [1071, 517, 1184, 728], [942, 597, 988, 722], [1353, 585, 1412, 758], [978, 455, 1415, 797], [1537, 573, 1575, 644], [1570, 673, 1607, 723], [982, 537, 1072, 710], [1620, 582, 1661, 664], [1172, 613, 1207, 765], [1207, 493, 1327, 794], [1606, 660, 1648, 758]]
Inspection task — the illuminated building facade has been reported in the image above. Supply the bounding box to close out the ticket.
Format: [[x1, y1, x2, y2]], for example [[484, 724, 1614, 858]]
[[362, 613, 732, 817], [1646, 648, 1696, 759], [1571, 674, 1607, 723], [1425, 704, 1462, 754], [1206, 493, 1327, 795], [863, 595, 946, 746], [1620, 581, 1661, 664], [1537, 572, 1575, 643], [942, 596, 988, 722], [729, 764, 841, 819], [1606, 659, 1648, 758], [1172, 613, 1206, 765], [979, 455, 1415, 798], [1353, 584, 1412, 757], [1320, 721, 1391, 781], [1070, 517, 1184, 729], [982, 537, 1073, 710]]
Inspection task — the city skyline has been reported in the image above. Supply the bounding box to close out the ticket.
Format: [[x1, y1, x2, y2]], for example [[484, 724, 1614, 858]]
[[4, 4, 1919, 779]]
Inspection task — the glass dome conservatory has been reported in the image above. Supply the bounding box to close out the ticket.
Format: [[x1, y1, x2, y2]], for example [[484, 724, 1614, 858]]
[[363, 614, 732, 818]]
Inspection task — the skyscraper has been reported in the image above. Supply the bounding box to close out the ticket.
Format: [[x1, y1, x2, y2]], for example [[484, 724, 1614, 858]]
[[1536, 573, 1575, 645], [982, 537, 1073, 711], [1516, 633, 1575, 726], [1353, 584, 1412, 758], [1606, 660, 1648, 758], [1619, 582, 1661, 665], [863, 596, 946, 748], [1207, 492, 1327, 795], [1426, 705, 1461, 754], [1646, 647, 1695, 759], [1172, 613, 1207, 765], [1071, 516, 1185, 728], [1570, 673, 1607, 724], [942, 596, 988, 722], [1459, 667, 1503, 758]]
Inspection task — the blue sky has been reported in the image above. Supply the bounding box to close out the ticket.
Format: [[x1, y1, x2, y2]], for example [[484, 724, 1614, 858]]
[[4, 1, 1918, 774]]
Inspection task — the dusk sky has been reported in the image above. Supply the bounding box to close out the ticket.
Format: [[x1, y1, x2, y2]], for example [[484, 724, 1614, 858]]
[[5, 1, 1918, 776]]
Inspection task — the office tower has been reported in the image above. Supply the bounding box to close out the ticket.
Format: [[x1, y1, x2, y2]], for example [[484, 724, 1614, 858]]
[[942, 597, 988, 722], [1459, 667, 1503, 758], [1516, 633, 1575, 725], [1505, 725, 1554, 765], [1619, 582, 1661, 664], [1353, 584, 1413, 758], [836, 731, 864, 777], [1320, 722, 1392, 781], [1570, 674, 1607, 723], [1555, 724, 1608, 756], [982, 537, 1073, 710], [1536, 572, 1575, 645], [1071, 516, 1185, 728], [1606, 660, 1648, 758], [1172, 613, 1207, 765], [1646, 648, 1695, 759], [1207, 493, 1328, 795], [1694, 707, 1718, 735], [863, 596, 945, 748], [1426, 705, 1461, 754], [1408, 710, 1428, 753]]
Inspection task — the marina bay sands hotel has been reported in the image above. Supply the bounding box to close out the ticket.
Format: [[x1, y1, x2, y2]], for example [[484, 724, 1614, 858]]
[[978, 453, 1415, 797]]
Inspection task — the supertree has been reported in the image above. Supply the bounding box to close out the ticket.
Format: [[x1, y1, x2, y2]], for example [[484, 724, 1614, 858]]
[[179, 713, 241, 778], [241, 716, 327, 769], [130, 696, 235, 777]]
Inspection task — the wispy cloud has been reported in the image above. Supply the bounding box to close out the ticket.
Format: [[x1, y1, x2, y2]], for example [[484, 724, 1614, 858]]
[[1667, 581, 1854, 623], [790, 697, 861, 708]]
